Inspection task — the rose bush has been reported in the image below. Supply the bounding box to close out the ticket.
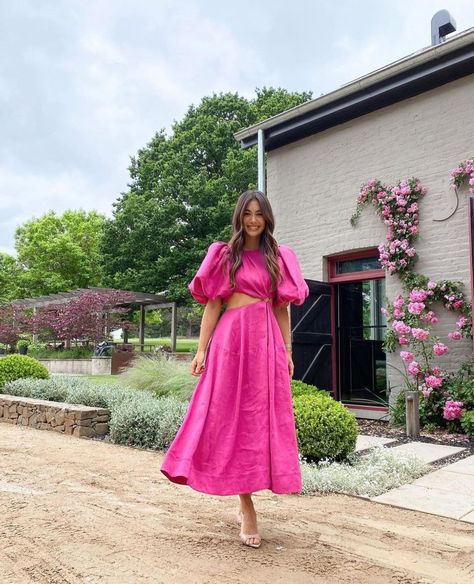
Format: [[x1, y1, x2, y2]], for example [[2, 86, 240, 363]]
[[352, 165, 474, 433]]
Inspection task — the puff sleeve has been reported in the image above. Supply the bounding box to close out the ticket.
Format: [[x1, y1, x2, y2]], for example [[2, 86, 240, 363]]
[[188, 241, 231, 304], [275, 244, 309, 307]]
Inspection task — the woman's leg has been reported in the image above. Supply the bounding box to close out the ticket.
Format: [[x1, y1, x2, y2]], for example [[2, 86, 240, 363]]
[[238, 493, 260, 546]]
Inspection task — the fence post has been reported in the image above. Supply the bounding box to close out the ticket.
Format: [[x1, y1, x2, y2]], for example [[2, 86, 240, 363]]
[[405, 391, 420, 438]]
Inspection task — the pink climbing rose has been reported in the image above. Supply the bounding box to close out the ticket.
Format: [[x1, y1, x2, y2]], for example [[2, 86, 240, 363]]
[[411, 328, 429, 341], [425, 375, 443, 389], [408, 302, 425, 315], [408, 361, 421, 375], [400, 351, 414, 362], [432, 343, 448, 356], [443, 400, 464, 421], [393, 320, 411, 335], [409, 289, 428, 302], [448, 331, 462, 340], [420, 384, 432, 398]]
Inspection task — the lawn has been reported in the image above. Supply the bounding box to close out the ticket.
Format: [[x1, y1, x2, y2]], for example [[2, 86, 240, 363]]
[[84, 374, 123, 385], [126, 337, 197, 352]]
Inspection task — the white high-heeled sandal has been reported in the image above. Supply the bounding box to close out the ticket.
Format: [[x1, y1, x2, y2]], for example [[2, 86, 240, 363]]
[[236, 510, 261, 548]]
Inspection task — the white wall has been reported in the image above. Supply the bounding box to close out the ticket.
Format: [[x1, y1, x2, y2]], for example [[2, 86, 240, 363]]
[[267, 74, 474, 402]]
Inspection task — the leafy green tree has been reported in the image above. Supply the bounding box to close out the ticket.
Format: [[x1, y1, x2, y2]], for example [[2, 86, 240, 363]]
[[101, 87, 312, 303], [0, 253, 25, 303], [15, 210, 105, 296]]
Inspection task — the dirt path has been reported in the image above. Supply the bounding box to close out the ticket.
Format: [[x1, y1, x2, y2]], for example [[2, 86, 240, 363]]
[[1, 424, 473, 584]]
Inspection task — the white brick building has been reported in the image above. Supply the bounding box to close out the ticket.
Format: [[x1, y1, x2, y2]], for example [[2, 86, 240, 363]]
[[235, 28, 474, 419]]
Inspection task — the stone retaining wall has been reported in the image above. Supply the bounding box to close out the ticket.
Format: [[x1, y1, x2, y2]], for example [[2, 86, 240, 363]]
[[0, 394, 110, 438]]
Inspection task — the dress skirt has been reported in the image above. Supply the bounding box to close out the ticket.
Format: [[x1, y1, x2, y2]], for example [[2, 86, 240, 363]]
[[160, 298, 302, 496]]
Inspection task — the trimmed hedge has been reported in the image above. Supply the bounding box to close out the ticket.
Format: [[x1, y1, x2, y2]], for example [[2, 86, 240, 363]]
[[291, 379, 330, 398], [0, 354, 49, 387], [293, 393, 358, 462]]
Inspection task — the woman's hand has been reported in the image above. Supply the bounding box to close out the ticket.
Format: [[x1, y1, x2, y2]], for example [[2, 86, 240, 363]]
[[190, 349, 207, 376], [287, 350, 294, 378]]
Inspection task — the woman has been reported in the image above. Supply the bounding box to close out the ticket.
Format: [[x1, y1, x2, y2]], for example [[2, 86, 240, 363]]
[[160, 190, 309, 549]]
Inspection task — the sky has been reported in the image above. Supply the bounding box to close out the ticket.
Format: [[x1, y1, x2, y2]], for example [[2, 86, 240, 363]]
[[1, 0, 474, 255]]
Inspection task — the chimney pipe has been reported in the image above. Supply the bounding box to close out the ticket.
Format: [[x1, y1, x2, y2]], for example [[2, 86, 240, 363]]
[[431, 9, 456, 46]]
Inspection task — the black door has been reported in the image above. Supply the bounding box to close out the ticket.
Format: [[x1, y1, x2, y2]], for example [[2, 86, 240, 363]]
[[290, 280, 333, 392], [337, 279, 387, 406]]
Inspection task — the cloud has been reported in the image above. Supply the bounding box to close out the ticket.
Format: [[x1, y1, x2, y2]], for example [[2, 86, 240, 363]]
[[0, 164, 114, 255], [1, 0, 474, 257], [0, 1, 266, 254]]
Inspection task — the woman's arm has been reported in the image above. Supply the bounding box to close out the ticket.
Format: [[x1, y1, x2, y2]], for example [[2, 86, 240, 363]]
[[273, 302, 295, 377], [190, 298, 222, 376]]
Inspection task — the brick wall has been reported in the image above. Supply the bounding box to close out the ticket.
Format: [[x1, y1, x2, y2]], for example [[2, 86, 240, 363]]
[[267, 74, 473, 403]]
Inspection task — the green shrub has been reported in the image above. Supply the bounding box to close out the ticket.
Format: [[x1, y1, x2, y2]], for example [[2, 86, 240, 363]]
[[0, 355, 49, 387], [291, 379, 330, 398], [3, 375, 187, 450], [109, 394, 187, 450], [3, 378, 69, 402], [300, 445, 429, 497], [293, 393, 358, 462], [119, 354, 196, 400], [28, 346, 94, 359], [460, 410, 474, 437]]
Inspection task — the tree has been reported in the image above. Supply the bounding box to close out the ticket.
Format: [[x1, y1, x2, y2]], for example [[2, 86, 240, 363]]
[[0, 303, 29, 350], [101, 87, 313, 304], [0, 253, 25, 303], [33, 290, 134, 345], [15, 210, 106, 296]]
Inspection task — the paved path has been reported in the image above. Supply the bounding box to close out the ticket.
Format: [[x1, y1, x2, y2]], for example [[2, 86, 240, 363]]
[[2, 423, 474, 584], [356, 435, 474, 523]]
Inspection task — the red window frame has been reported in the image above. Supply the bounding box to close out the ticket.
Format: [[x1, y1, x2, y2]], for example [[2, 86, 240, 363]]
[[328, 248, 385, 284]]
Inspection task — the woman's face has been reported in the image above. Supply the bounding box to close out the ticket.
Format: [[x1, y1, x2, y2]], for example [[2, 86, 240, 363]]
[[243, 199, 265, 240]]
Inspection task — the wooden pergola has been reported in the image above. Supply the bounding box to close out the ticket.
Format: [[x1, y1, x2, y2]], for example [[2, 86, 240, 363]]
[[10, 287, 178, 352]]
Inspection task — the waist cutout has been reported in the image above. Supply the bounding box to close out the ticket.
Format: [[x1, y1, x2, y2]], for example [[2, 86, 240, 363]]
[[225, 291, 273, 311]]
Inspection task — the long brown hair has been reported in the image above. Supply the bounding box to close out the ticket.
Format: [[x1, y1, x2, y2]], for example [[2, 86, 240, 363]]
[[224, 190, 281, 294]]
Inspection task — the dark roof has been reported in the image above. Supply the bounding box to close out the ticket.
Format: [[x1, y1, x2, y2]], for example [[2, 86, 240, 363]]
[[234, 28, 474, 152]]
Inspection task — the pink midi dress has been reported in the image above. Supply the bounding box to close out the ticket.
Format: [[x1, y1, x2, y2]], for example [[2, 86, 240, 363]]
[[160, 241, 309, 496]]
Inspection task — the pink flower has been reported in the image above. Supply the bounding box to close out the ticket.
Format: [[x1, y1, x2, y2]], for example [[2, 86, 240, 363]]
[[409, 289, 428, 302], [443, 400, 464, 421], [393, 295, 405, 309], [456, 316, 468, 327], [398, 336, 409, 345], [393, 320, 411, 335], [400, 351, 414, 362], [380, 307, 388, 316], [411, 328, 430, 341], [453, 300, 464, 310], [408, 361, 421, 375], [448, 331, 462, 340], [408, 302, 425, 315], [425, 375, 443, 388], [393, 308, 405, 318], [420, 385, 433, 398], [432, 366, 441, 375], [433, 343, 448, 356], [427, 281, 437, 290]]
